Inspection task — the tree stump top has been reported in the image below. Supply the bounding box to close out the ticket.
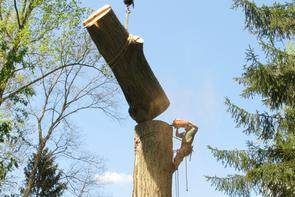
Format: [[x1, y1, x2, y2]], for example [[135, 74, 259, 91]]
[[83, 5, 111, 27]]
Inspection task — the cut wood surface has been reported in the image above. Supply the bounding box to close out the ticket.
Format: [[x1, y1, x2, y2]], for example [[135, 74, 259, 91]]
[[83, 5, 170, 123], [133, 120, 173, 197]]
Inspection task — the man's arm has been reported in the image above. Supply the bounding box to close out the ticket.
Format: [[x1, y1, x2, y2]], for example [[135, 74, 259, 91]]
[[175, 128, 181, 138], [188, 121, 198, 130]]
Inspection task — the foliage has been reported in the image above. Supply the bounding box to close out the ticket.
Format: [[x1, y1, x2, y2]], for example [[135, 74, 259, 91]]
[[19, 28, 116, 196], [207, 1, 295, 196], [0, 0, 91, 186], [0, 0, 88, 102], [0, 115, 16, 181], [0, 0, 117, 195], [21, 148, 67, 196], [0, 106, 27, 189]]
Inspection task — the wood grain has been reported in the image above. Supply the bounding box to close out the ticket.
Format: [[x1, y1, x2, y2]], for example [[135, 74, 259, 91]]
[[133, 120, 173, 197], [83, 5, 170, 123]]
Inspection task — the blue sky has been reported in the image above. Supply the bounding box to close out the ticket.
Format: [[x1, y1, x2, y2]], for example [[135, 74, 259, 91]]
[[75, 0, 278, 196]]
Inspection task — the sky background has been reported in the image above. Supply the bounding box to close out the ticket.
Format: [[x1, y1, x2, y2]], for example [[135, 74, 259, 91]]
[[73, 0, 279, 196]]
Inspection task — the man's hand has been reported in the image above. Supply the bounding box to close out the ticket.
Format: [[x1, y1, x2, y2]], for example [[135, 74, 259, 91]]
[[187, 121, 198, 130]]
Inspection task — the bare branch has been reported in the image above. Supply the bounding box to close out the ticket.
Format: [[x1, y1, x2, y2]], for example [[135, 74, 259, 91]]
[[1, 63, 106, 104], [21, 0, 28, 16], [13, 0, 22, 28], [18, 26, 119, 196], [21, 0, 37, 28]]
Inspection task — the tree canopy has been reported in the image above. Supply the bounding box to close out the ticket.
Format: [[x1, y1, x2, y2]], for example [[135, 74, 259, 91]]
[[0, 1, 116, 195], [0, 0, 89, 183]]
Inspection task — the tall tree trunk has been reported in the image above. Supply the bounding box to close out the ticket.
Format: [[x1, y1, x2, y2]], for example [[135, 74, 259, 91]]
[[133, 120, 173, 197], [23, 140, 46, 197]]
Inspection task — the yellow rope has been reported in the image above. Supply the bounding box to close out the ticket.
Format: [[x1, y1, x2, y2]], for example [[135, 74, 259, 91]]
[[108, 3, 132, 67], [107, 34, 133, 67]]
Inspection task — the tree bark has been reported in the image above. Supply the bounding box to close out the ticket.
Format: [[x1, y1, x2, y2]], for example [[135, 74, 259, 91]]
[[133, 120, 173, 197], [23, 140, 46, 197], [83, 5, 170, 123]]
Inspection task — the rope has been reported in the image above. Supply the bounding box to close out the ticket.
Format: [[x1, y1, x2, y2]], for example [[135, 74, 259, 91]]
[[173, 136, 182, 141], [124, 6, 131, 29], [106, 2, 135, 67], [106, 34, 134, 67], [185, 157, 189, 192], [175, 169, 180, 197]]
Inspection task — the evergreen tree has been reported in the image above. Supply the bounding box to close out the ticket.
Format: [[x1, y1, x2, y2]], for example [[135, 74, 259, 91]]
[[207, 1, 295, 196], [22, 148, 66, 196]]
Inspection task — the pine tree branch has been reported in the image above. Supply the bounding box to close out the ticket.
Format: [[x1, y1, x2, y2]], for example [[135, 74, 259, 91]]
[[206, 174, 252, 197], [208, 146, 254, 172], [225, 98, 280, 140], [232, 0, 295, 40]]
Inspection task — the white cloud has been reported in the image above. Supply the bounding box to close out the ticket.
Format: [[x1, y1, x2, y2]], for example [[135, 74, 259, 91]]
[[95, 172, 133, 184]]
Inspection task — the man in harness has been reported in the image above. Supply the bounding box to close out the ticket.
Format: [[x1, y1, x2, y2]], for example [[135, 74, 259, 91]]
[[172, 119, 198, 170]]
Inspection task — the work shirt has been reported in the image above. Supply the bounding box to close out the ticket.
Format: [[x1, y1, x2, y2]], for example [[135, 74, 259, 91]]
[[178, 127, 197, 144]]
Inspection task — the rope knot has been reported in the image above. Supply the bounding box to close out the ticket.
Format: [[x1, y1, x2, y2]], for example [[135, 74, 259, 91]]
[[107, 34, 135, 67]]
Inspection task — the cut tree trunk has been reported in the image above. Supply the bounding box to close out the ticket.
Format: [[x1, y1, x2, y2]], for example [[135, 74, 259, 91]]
[[133, 120, 173, 197], [83, 5, 170, 123]]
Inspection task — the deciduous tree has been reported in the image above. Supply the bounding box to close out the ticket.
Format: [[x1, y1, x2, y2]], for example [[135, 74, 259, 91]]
[[19, 27, 118, 196], [0, 1, 115, 190]]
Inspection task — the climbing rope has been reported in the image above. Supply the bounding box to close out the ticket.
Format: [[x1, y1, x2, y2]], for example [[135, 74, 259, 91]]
[[173, 132, 192, 196], [175, 169, 180, 197], [185, 157, 189, 192]]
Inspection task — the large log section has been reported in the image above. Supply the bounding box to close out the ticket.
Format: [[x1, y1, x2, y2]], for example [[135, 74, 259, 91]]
[[133, 120, 173, 197], [83, 5, 170, 123]]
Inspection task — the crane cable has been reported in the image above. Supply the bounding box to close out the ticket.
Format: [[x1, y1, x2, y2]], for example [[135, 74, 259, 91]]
[[124, 5, 131, 29], [123, 0, 134, 29]]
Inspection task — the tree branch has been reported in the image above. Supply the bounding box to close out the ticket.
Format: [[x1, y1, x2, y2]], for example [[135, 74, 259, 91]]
[[13, 0, 22, 28], [1, 63, 105, 104], [0, 0, 3, 20], [21, 0, 28, 17]]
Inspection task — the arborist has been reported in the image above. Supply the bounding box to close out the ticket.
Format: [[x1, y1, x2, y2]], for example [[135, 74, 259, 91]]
[[172, 119, 198, 170]]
